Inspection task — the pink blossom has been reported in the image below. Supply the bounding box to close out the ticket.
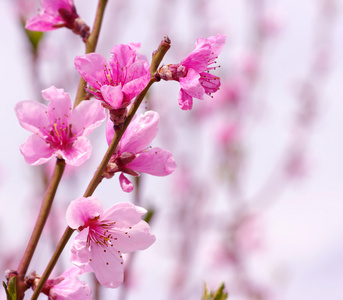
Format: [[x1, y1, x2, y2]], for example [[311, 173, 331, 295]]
[[158, 34, 226, 110], [43, 267, 92, 300], [104, 111, 177, 192], [66, 197, 156, 288], [74, 44, 150, 111], [15, 86, 106, 166], [25, 0, 89, 39]]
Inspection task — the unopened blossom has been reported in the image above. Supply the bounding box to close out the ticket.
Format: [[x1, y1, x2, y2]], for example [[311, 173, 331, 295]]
[[66, 197, 155, 288], [25, 0, 90, 40], [15, 86, 106, 166], [38, 267, 92, 300], [74, 44, 150, 126], [158, 34, 226, 110], [104, 111, 177, 192]]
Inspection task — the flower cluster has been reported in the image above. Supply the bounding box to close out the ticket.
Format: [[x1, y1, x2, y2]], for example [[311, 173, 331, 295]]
[[14, 8, 226, 297]]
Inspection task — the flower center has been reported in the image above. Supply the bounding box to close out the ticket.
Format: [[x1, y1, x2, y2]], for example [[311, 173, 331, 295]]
[[85, 219, 117, 247], [46, 123, 76, 150]]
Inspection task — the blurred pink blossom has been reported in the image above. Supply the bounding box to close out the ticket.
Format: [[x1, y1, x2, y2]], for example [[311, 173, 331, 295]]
[[25, 0, 89, 39]]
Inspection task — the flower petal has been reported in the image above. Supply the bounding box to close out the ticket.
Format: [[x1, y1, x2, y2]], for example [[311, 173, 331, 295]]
[[196, 34, 226, 65], [42, 86, 73, 128], [109, 220, 156, 253], [180, 44, 211, 73], [61, 136, 92, 166], [19, 134, 54, 165], [71, 100, 106, 137], [105, 116, 115, 146], [100, 84, 124, 109], [127, 147, 176, 176], [179, 68, 204, 100], [199, 72, 221, 95], [121, 61, 150, 101], [25, 15, 63, 31], [43, 0, 74, 10], [101, 202, 147, 227], [119, 111, 159, 153], [66, 197, 104, 229], [119, 173, 134, 193], [74, 53, 108, 90], [15, 100, 50, 135], [109, 44, 136, 73], [178, 89, 193, 110], [70, 229, 93, 271], [51, 275, 92, 300], [89, 242, 124, 288]]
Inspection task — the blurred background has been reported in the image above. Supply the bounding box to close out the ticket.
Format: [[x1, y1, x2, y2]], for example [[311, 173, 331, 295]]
[[1, 0, 343, 299]]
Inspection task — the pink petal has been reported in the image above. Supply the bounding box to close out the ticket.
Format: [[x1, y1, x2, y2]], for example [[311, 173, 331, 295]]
[[61, 136, 92, 166], [109, 44, 136, 72], [180, 44, 211, 73], [127, 147, 176, 176], [199, 72, 221, 94], [51, 276, 92, 300], [71, 100, 106, 137], [101, 202, 147, 227], [42, 86, 73, 128], [59, 266, 84, 278], [196, 34, 226, 64], [105, 116, 115, 146], [70, 229, 91, 267], [179, 68, 204, 100], [66, 197, 103, 229], [41, 0, 74, 11], [74, 53, 108, 90], [15, 101, 50, 135], [25, 15, 63, 31], [119, 111, 159, 153], [100, 84, 124, 109], [178, 89, 193, 110], [88, 242, 124, 288], [121, 61, 150, 101], [19, 134, 54, 165], [109, 220, 156, 253], [119, 173, 134, 193]]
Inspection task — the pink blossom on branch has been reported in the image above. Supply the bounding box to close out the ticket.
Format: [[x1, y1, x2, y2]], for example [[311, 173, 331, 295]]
[[158, 34, 226, 110], [104, 111, 177, 192], [25, 0, 90, 40], [66, 197, 156, 288], [15, 86, 106, 166], [39, 267, 92, 300], [74, 44, 150, 112]]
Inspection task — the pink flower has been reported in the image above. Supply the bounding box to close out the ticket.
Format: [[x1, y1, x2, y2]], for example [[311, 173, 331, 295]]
[[25, 0, 89, 39], [104, 111, 177, 192], [74, 44, 150, 111], [158, 34, 226, 110], [66, 197, 156, 288], [15, 86, 106, 166], [42, 267, 92, 300]]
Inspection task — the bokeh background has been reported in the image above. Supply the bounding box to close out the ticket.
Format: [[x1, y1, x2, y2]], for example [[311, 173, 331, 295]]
[[1, 0, 343, 299]]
